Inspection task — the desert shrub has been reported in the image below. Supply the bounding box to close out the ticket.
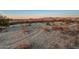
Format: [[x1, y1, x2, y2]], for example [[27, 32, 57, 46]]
[[0, 15, 10, 27]]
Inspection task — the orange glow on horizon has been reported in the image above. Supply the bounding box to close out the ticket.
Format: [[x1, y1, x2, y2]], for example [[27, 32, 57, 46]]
[[7, 15, 79, 19]]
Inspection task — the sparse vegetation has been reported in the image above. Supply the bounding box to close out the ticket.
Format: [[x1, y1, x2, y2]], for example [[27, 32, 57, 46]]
[[0, 17, 79, 49], [0, 15, 10, 27]]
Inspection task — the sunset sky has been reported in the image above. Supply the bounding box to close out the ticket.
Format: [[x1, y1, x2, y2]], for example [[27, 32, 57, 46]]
[[0, 10, 79, 19]]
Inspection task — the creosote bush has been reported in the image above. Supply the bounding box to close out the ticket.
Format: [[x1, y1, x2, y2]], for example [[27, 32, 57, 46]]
[[0, 15, 10, 27]]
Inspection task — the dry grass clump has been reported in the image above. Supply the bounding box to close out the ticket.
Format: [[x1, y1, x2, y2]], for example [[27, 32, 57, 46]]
[[14, 40, 32, 49], [15, 43, 31, 49]]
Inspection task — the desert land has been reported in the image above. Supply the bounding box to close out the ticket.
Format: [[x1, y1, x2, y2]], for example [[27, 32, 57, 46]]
[[0, 16, 79, 49]]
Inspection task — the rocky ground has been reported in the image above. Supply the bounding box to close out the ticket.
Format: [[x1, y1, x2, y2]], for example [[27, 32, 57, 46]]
[[0, 23, 79, 49]]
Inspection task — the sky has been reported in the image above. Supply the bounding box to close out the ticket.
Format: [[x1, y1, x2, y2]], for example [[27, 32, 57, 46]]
[[0, 10, 79, 19]]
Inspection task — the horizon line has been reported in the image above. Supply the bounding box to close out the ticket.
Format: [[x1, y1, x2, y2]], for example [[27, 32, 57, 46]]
[[6, 15, 79, 19]]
